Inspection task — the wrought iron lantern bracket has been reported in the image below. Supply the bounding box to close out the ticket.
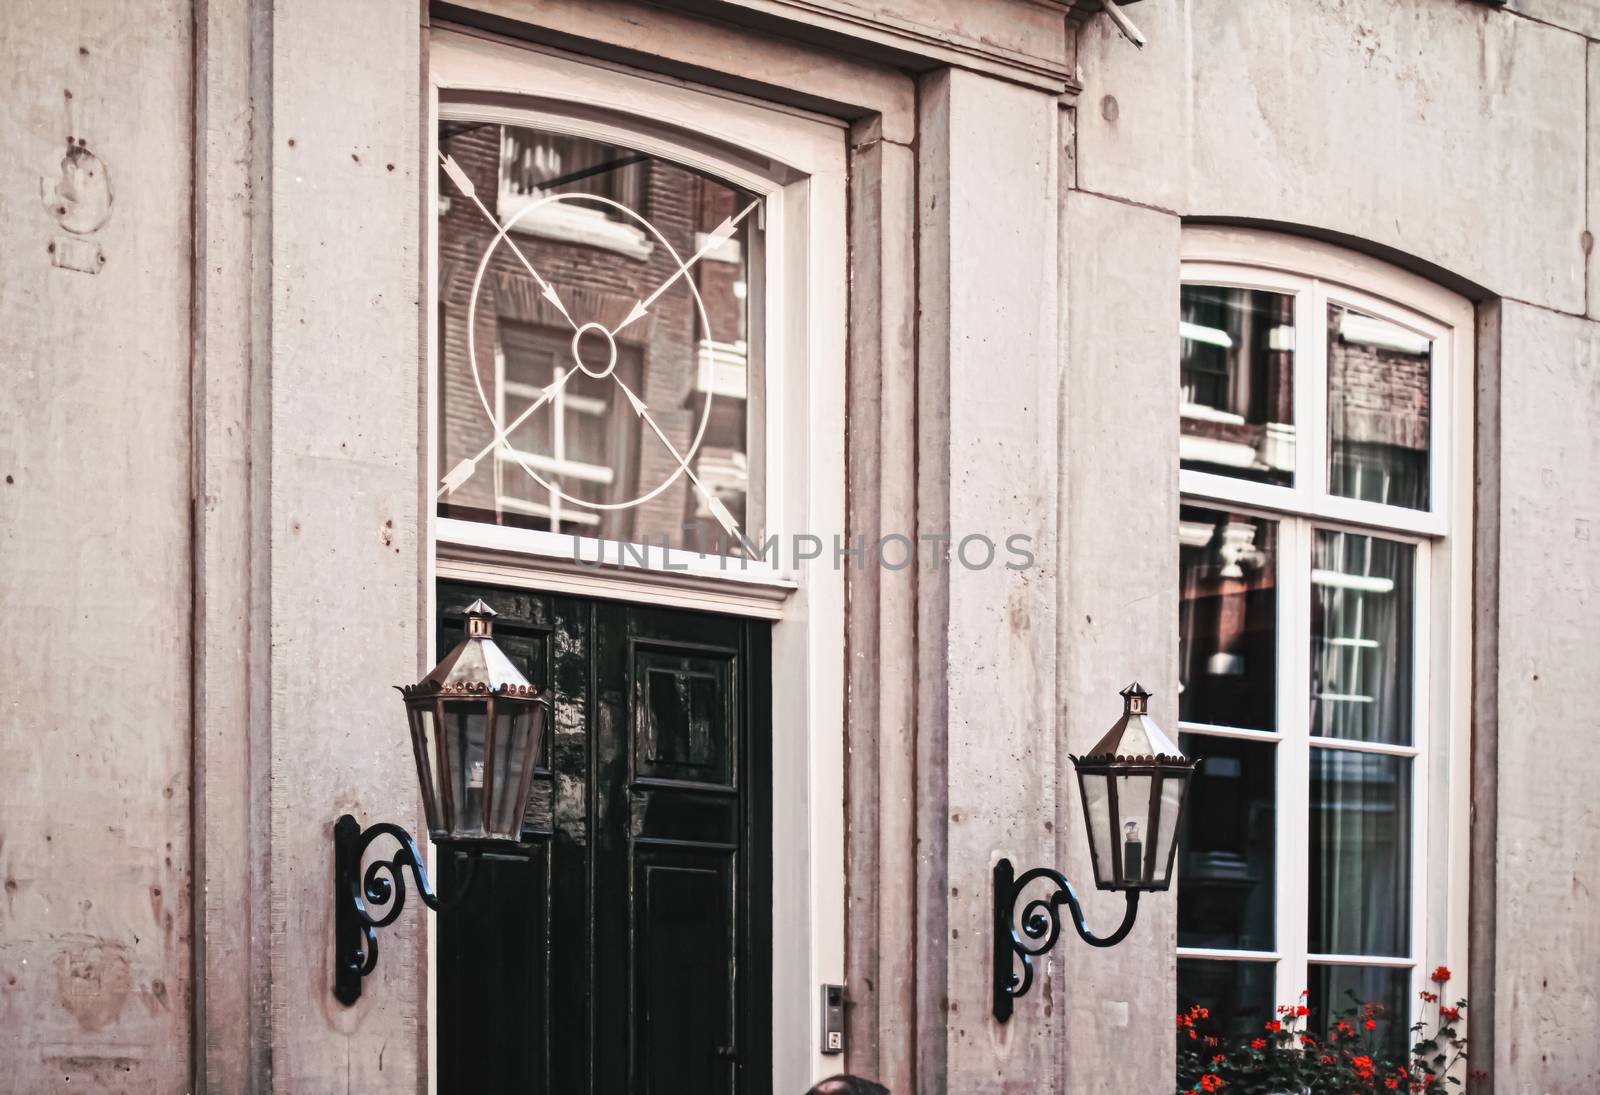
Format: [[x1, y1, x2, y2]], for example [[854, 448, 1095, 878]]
[[991, 858, 1141, 1023], [333, 814, 481, 1006]]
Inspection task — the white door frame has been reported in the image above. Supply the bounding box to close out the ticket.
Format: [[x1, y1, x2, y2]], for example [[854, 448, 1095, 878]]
[[426, 25, 849, 1090]]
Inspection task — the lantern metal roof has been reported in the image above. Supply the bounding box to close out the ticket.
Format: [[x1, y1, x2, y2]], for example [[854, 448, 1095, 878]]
[[1073, 682, 1191, 764], [400, 599, 537, 697]]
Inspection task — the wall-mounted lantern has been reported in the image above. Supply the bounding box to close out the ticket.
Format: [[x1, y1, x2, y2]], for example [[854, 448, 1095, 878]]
[[992, 684, 1197, 1022], [333, 599, 550, 1005]]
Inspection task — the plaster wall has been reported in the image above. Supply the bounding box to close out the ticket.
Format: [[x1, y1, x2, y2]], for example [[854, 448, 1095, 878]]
[[264, 1, 425, 1089], [1076, 0, 1588, 314], [916, 66, 1064, 1091], [1068, 2, 1600, 1090], [1480, 301, 1600, 1092], [1057, 189, 1182, 1094], [0, 5, 195, 1090], [3, 0, 1596, 1091]]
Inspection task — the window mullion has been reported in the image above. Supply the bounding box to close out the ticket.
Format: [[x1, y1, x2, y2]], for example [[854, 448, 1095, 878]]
[[1409, 538, 1434, 1032], [1277, 515, 1312, 1011], [1301, 281, 1329, 508]]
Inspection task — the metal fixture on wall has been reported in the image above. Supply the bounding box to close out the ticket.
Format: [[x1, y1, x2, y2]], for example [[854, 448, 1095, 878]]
[[333, 599, 551, 1005], [992, 684, 1198, 1022]]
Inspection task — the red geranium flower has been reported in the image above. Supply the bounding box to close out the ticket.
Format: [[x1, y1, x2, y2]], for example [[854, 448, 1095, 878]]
[[1250, 1038, 1266, 1050], [1430, 966, 1451, 984], [1200, 1074, 1224, 1092], [1440, 1006, 1461, 1022]]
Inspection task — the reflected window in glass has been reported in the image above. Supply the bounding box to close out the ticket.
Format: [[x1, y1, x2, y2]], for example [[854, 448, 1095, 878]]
[[1179, 506, 1278, 731], [1327, 304, 1431, 511], [1179, 286, 1296, 487], [437, 120, 763, 555]]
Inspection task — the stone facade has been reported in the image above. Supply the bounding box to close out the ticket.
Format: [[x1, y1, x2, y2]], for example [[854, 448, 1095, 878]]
[[0, 1, 1595, 1092]]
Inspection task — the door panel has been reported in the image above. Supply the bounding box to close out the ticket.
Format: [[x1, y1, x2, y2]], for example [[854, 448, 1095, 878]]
[[436, 582, 770, 1094]]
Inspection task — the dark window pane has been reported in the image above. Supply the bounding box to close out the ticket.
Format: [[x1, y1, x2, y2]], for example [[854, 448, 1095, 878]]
[[1310, 529, 1414, 745], [1180, 506, 1278, 731], [1327, 303, 1431, 510], [1178, 734, 1275, 951], [1178, 958, 1276, 1041], [1309, 749, 1412, 957], [1180, 285, 1296, 487], [1309, 963, 1411, 1061]]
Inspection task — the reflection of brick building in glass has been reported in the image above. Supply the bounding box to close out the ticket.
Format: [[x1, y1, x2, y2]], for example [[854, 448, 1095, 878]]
[[1179, 288, 1431, 509], [1325, 306, 1431, 510], [1180, 286, 1297, 487], [437, 122, 756, 552]]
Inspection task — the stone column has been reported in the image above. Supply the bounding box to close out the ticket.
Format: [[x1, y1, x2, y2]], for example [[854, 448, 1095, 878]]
[[916, 66, 1063, 1092], [263, 1, 425, 1089], [1056, 185, 1181, 1093]]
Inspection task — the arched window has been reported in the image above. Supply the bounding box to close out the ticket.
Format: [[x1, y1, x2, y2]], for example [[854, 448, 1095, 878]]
[[1173, 228, 1473, 1056]]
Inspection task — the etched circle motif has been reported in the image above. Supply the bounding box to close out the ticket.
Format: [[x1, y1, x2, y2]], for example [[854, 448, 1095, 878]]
[[464, 190, 723, 515], [570, 322, 618, 381]]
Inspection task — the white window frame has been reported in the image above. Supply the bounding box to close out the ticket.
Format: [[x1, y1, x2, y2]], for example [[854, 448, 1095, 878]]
[[427, 26, 848, 1091], [429, 26, 848, 619], [1176, 227, 1473, 1040]]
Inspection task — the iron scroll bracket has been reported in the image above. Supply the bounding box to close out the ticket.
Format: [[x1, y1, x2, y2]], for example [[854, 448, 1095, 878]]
[[333, 814, 480, 1006], [992, 857, 1140, 1023]]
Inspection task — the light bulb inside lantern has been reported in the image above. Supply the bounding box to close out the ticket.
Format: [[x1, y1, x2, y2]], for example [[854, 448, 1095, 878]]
[[1122, 818, 1144, 881]]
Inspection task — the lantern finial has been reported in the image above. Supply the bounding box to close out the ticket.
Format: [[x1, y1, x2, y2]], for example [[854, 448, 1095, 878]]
[[463, 598, 497, 637], [1120, 681, 1151, 714]]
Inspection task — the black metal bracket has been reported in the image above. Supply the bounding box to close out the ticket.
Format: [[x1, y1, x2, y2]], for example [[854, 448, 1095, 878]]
[[992, 857, 1140, 1022], [333, 814, 480, 1006]]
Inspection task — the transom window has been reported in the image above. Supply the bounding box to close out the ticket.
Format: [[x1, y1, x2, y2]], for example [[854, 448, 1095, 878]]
[[1174, 237, 1470, 1058], [436, 120, 762, 557]]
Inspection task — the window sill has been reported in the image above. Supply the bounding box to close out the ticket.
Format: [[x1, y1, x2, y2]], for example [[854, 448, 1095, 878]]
[[498, 192, 654, 261], [435, 518, 796, 620]]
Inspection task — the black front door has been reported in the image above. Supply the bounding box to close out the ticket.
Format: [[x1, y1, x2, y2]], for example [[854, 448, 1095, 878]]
[[436, 582, 772, 1094]]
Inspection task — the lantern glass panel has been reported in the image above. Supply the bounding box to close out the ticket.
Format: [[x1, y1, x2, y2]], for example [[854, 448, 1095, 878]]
[[408, 704, 446, 837], [489, 705, 535, 838], [445, 705, 488, 839], [1080, 769, 1115, 888], [1114, 771, 1154, 886], [1151, 772, 1187, 888]]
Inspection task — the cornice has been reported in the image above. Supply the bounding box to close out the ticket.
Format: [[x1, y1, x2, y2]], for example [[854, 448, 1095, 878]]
[[668, 0, 1081, 94]]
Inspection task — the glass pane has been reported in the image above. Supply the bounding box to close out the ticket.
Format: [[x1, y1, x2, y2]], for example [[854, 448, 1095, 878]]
[[1310, 748, 1411, 957], [1309, 963, 1411, 1060], [1179, 506, 1278, 731], [1178, 734, 1275, 951], [437, 120, 763, 555], [1311, 529, 1414, 745], [1177, 958, 1276, 1041], [489, 706, 534, 837], [409, 706, 445, 835], [1079, 771, 1114, 887], [1327, 303, 1432, 510], [1179, 285, 1296, 487], [445, 708, 488, 838], [1114, 772, 1152, 885], [1151, 772, 1186, 887]]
